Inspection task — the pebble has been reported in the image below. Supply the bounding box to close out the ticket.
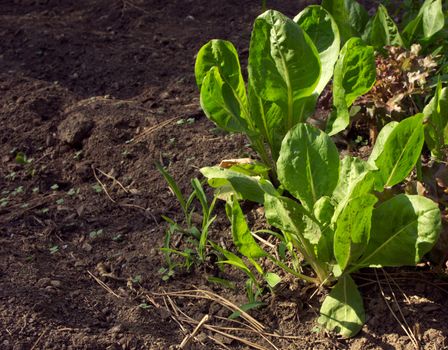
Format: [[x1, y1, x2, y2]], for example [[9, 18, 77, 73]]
[[36, 277, 51, 287], [109, 324, 123, 334], [50, 280, 62, 288], [82, 242, 93, 252]]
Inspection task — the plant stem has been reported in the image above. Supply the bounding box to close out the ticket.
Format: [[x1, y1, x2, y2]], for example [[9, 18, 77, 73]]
[[267, 255, 318, 284]]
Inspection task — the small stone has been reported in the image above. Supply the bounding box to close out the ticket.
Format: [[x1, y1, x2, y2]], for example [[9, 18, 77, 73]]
[[58, 112, 94, 147], [74, 260, 85, 267], [82, 242, 92, 252], [108, 324, 123, 334], [36, 277, 51, 287], [159, 91, 170, 99], [50, 280, 62, 288]]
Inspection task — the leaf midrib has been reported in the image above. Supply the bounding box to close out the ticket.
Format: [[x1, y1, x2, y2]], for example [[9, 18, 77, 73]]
[[357, 219, 417, 267], [270, 12, 294, 129]]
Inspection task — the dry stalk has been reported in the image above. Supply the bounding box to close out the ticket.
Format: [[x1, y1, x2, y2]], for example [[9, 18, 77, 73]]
[[375, 270, 420, 350], [87, 270, 123, 299]]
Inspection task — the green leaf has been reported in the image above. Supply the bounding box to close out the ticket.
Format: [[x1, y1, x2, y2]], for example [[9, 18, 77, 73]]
[[333, 157, 375, 204], [367, 121, 399, 166], [277, 123, 340, 210], [402, 0, 444, 44], [200, 67, 250, 133], [357, 194, 441, 267], [334, 194, 377, 271], [322, 0, 369, 43], [226, 198, 266, 259], [248, 10, 321, 131], [363, 5, 403, 48], [313, 196, 335, 227], [229, 301, 265, 320], [424, 84, 448, 160], [156, 163, 187, 214], [200, 166, 276, 204], [326, 38, 376, 136], [294, 5, 341, 95], [227, 161, 270, 179], [195, 39, 246, 98], [264, 272, 282, 288], [374, 114, 425, 189], [332, 156, 375, 224], [318, 275, 364, 337], [211, 242, 255, 278], [264, 194, 321, 245]]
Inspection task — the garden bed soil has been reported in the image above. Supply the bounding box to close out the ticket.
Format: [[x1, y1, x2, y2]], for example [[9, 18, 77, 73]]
[[0, 1, 447, 349]]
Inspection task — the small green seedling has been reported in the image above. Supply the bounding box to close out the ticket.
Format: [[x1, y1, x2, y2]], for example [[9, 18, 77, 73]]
[[15, 152, 32, 165], [89, 229, 103, 239], [92, 184, 103, 193], [157, 163, 218, 276]]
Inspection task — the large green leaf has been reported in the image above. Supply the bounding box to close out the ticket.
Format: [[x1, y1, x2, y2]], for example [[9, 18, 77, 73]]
[[326, 38, 376, 136], [322, 0, 369, 43], [294, 5, 341, 95], [195, 40, 245, 93], [248, 85, 285, 162], [248, 10, 321, 131], [199, 67, 250, 133], [357, 194, 441, 267], [332, 156, 375, 223], [226, 198, 266, 259], [195, 40, 250, 134], [402, 0, 444, 44], [424, 84, 448, 160], [318, 275, 365, 337], [363, 4, 403, 48], [277, 123, 339, 210], [264, 194, 321, 245], [332, 156, 375, 204], [200, 166, 276, 204], [374, 114, 425, 189], [313, 196, 334, 227], [367, 121, 399, 166], [333, 194, 377, 271]]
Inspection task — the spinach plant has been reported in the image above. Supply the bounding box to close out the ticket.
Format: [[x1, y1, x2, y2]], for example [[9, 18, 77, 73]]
[[195, 7, 340, 174], [196, 7, 377, 195], [207, 115, 441, 337]]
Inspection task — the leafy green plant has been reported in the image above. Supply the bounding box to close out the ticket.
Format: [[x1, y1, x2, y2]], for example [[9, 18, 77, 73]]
[[206, 115, 441, 337], [190, 0, 445, 338], [196, 7, 379, 200], [195, 7, 345, 175], [157, 164, 218, 278], [323, 0, 446, 50]]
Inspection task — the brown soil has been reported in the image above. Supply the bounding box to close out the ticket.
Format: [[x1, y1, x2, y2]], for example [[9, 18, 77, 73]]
[[0, 1, 447, 349]]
